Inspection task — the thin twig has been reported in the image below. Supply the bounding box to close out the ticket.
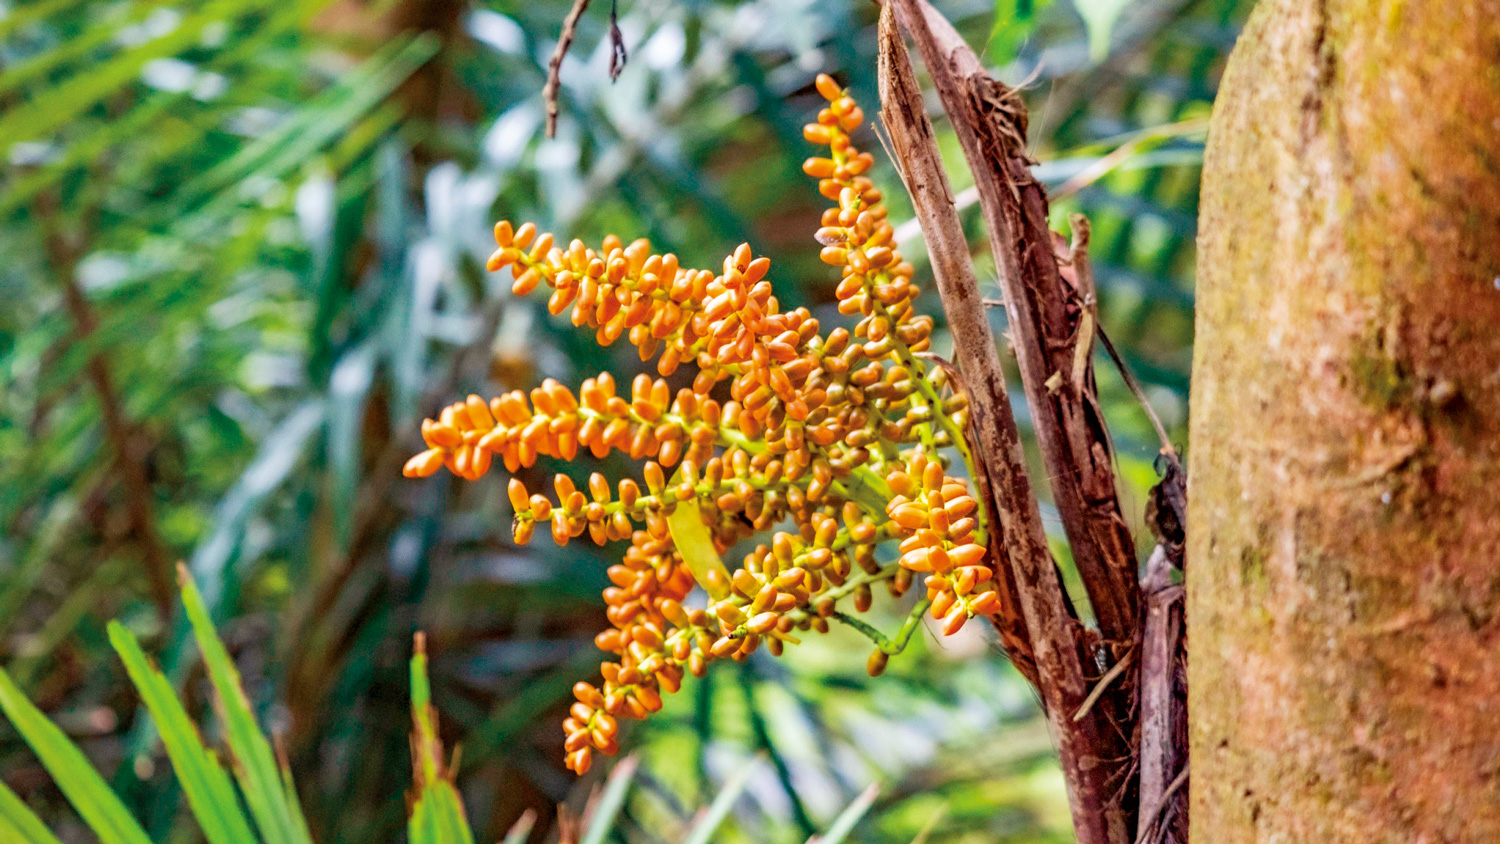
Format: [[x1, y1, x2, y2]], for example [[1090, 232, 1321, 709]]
[[1095, 324, 1180, 472], [1073, 646, 1134, 722], [881, 6, 1126, 842], [38, 191, 174, 621], [1133, 763, 1189, 844], [544, 0, 592, 138]]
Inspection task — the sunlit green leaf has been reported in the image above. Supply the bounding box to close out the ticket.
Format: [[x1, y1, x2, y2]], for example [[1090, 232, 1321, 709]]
[[680, 756, 760, 844], [579, 755, 638, 844], [407, 635, 475, 844], [0, 780, 65, 844], [0, 669, 153, 844], [810, 785, 879, 844], [1074, 0, 1135, 61], [181, 571, 314, 844], [109, 621, 261, 844]]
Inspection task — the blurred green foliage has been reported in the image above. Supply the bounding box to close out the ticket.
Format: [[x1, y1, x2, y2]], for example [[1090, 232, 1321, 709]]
[[0, 0, 1246, 840]]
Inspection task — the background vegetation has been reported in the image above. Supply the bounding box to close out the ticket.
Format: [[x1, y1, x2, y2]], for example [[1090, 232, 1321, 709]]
[[0, 0, 1245, 840]]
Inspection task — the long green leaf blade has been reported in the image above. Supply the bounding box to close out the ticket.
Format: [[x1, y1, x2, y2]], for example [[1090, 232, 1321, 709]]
[[680, 756, 761, 844], [178, 33, 437, 214], [0, 779, 65, 844], [580, 755, 639, 844], [180, 570, 312, 844], [808, 785, 879, 844], [0, 0, 177, 96], [108, 621, 261, 844], [407, 634, 475, 844], [0, 668, 153, 844], [0, 0, 278, 145]]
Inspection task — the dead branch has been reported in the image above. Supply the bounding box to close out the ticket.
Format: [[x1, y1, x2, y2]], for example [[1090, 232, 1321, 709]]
[[606, 0, 627, 81], [1135, 761, 1188, 844], [1136, 545, 1185, 842], [878, 6, 1130, 842], [544, 0, 592, 138], [876, 6, 1043, 692], [38, 192, 174, 621], [892, 0, 1140, 656]]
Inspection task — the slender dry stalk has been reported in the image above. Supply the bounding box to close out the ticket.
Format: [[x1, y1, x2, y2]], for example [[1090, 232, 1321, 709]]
[[877, 6, 1131, 843], [1137, 546, 1186, 843], [543, 0, 592, 138], [875, 7, 1041, 691], [890, 0, 1139, 649], [38, 192, 174, 621]]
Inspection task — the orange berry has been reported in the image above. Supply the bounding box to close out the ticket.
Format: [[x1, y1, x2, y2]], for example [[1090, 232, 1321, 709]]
[[803, 124, 833, 144], [941, 609, 969, 636], [969, 591, 1002, 615], [513, 268, 541, 295], [949, 544, 987, 567], [403, 448, 446, 478], [890, 504, 927, 531], [814, 73, 842, 101]]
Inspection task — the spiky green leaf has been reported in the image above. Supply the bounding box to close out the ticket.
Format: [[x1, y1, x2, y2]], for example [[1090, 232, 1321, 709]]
[[181, 572, 313, 844], [0, 669, 152, 844], [108, 621, 261, 844], [407, 635, 475, 844]]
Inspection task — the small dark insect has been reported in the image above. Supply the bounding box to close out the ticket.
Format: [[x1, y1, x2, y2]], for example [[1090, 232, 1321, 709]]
[[1145, 453, 1186, 549]]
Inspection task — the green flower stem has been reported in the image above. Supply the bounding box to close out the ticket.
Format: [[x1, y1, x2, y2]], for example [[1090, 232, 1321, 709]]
[[831, 596, 933, 655]]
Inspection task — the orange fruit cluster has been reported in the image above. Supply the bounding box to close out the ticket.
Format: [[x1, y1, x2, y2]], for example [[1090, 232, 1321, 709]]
[[404, 76, 999, 776], [884, 452, 999, 636]]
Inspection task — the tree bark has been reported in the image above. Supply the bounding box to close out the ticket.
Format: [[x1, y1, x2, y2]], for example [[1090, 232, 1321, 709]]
[[1189, 1, 1500, 841]]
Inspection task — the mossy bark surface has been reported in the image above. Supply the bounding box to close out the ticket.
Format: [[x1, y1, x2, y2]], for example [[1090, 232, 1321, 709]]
[[1189, 0, 1500, 841]]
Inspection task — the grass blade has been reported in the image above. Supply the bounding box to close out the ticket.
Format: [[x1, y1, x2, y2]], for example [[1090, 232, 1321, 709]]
[[0, 0, 277, 145], [500, 810, 536, 844], [181, 569, 312, 844], [679, 756, 761, 844], [0, 668, 152, 844], [807, 785, 879, 844], [108, 621, 260, 844], [0, 779, 65, 844], [580, 755, 639, 844], [407, 634, 475, 844], [907, 801, 947, 844]]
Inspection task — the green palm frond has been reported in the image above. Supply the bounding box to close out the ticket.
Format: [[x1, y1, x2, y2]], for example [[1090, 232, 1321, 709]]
[[0, 575, 473, 844], [0, 669, 154, 844], [0, 778, 66, 844], [408, 634, 475, 844], [109, 621, 260, 844]]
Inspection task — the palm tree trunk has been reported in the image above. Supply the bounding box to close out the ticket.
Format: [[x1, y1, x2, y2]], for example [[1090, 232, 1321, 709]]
[[1189, 0, 1500, 840]]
